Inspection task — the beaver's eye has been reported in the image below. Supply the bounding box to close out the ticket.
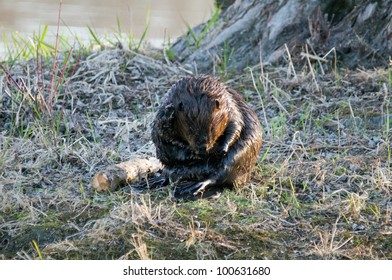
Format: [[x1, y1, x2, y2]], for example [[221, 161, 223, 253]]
[[215, 99, 220, 109], [178, 101, 184, 111]]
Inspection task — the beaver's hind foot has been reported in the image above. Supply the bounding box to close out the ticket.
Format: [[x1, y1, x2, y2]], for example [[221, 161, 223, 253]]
[[136, 174, 169, 190]]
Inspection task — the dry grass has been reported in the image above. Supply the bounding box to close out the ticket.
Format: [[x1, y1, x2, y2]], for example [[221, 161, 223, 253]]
[[0, 46, 391, 259]]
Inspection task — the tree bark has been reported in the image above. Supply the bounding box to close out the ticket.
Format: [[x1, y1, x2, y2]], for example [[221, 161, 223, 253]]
[[172, 0, 392, 72]]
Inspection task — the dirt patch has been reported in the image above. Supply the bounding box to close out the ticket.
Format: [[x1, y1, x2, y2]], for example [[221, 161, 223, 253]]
[[0, 47, 391, 259]]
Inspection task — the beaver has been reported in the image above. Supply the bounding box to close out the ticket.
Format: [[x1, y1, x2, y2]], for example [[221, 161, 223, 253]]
[[150, 76, 262, 199]]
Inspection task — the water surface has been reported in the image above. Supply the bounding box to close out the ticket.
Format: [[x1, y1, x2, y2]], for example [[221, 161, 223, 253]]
[[0, 0, 214, 59]]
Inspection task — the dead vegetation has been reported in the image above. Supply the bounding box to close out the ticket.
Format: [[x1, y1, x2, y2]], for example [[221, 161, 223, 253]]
[[0, 45, 391, 259]]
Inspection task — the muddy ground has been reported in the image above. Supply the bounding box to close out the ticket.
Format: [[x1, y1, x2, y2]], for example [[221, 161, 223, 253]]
[[0, 47, 391, 259]]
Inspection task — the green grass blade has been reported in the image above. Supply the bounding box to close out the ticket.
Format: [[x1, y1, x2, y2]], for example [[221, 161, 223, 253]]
[[136, 3, 150, 51], [32, 240, 43, 260], [116, 15, 122, 34], [87, 25, 102, 46], [39, 24, 49, 43], [199, 6, 220, 42], [182, 19, 198, 43], [2, 33, 14, 61]]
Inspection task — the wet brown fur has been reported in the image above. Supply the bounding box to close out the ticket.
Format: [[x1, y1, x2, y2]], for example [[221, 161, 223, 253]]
[[151, 76, 262, 198]]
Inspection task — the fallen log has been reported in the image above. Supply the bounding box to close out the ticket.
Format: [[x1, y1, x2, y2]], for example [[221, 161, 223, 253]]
[[92, 157, 163, 192]]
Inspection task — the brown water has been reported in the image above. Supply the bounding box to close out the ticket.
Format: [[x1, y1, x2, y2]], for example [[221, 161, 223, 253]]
[[0, 0, 214, 59]]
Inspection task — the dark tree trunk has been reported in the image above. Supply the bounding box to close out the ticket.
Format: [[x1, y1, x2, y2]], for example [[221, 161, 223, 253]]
[[172, 0, 392, 72]]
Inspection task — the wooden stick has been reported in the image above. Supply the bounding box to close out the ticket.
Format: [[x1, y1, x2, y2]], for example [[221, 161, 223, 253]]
[[92, 157, 163, 192]]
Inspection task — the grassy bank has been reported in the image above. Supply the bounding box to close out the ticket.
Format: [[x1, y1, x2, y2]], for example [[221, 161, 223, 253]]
[[0, 38, 391, 259]]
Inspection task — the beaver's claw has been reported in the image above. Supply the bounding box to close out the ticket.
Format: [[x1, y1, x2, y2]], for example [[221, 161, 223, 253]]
[[174, 179, 221, 200]]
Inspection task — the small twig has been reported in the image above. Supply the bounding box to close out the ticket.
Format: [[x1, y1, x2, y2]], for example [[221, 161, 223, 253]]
[[347, 99, 358, 131], [307, 43, 326, 75], [259, 48, 267, 94], [248, 66, 269, 131], [72, 201, 91, 219], [284, 43, 297, 79], [260, 72, 291, 99], [300, 52, 328, 63], [1, 64, 24, 93], [35, 43, 43, 98], [330, 215, 340, 251], [48, 0, 63, 111], [55, 47, 73, 93], [19, 78, 35, 102], [322, 47, 336, 60], [304, 44, 320, 92], [271, 94, 289, 115], [291, 131, 310, 159]]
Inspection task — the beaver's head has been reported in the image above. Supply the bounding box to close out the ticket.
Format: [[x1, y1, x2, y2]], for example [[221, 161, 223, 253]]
[[171, 77, 230, 154]]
